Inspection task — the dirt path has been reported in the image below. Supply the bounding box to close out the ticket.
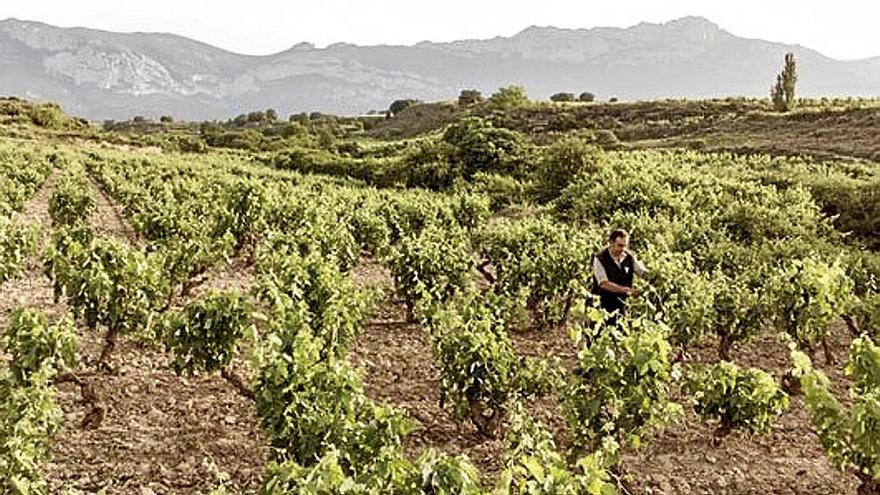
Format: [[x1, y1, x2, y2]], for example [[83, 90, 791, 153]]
[[0, 170, 64, 329], [349, 259, 508, 478], [28, 175, 269, 494], [188, 251, 258, 301], [349, 258, 859, 494], [88, 176, 142, 246]]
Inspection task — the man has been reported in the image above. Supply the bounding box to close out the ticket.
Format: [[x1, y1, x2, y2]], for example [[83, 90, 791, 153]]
[[592, 229, 648, 320]]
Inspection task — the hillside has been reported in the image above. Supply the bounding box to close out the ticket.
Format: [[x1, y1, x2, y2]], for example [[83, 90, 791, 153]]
[[3, 88, 880, 494], [3, 96, 880, 495], [370, 98, 880, 163]]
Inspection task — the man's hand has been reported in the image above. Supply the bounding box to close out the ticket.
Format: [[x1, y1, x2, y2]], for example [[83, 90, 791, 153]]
[[626, 287, 642, 298], [600, 281, 641, 297]]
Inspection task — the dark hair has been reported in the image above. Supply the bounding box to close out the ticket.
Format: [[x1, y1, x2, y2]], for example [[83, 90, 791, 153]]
[[609, 229, 629, 242]]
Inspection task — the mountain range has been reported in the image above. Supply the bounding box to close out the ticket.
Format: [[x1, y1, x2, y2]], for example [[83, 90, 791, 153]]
[[1, 16, 878, 120]]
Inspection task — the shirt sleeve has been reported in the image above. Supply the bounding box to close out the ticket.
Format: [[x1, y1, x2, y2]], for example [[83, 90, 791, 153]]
[[593, 256, 608, 284], [632, 254, 648, 278]]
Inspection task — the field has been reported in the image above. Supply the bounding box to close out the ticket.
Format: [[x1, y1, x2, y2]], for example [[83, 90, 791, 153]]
[[1, 95, 880, 495]]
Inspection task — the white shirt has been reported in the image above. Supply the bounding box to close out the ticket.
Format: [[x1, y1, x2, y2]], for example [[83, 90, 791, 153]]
[[593, 250, 648, 285]]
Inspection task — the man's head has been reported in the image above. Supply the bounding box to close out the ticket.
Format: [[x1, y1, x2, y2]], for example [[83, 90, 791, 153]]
[[608, 229, 630, 258]]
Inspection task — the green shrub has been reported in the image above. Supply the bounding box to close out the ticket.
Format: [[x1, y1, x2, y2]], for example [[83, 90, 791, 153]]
[[685, 361, 789, 437], [792, 337, 880, 493], [772, 258, 854, 359], [495, 406, 619, 494], [564, 318, 680, 452], [425, 293, 555, 436], [387, 226, 473, 316], [471, 173, 527, 210], [550, 92, 575, 102], [535, 138, 603, 201], [403, 140, 457, 190], [578, 92, 596, 103], [254, 328, 410, 470], [0, 217, 36, 282], [388, 99, 421, 116], [593, 129, 619, 148], [488, 85, 529, 110], [29, 103, 68, 129], [161, 291, 252, 374], [3, 308, 77, 383], [442, 117, 530, 179]]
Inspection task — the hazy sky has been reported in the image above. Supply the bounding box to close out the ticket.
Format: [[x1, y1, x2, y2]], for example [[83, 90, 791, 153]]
[[2, 0, 878, 60]]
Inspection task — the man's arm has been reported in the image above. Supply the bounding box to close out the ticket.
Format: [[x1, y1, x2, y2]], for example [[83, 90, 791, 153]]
[[632, 254, 648, 278], [595, 256, 639, 296]]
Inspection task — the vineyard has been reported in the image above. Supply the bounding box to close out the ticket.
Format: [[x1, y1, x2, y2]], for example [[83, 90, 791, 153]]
[[1, 97, 880, 494]]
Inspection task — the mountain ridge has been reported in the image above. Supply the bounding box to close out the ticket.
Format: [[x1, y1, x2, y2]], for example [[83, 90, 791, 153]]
[[1, 16, 877, 120]]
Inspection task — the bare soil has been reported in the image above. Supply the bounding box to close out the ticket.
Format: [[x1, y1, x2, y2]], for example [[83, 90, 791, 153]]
[[349, 259, 860, 495], [0, 173, 268, 494], [46, 333, 267, 494], [622, 327, 857, 495], [88, 175, 142, 246]]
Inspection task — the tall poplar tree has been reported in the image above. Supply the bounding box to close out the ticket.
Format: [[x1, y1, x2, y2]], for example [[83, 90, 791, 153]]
[[771, 52, 798, 112]]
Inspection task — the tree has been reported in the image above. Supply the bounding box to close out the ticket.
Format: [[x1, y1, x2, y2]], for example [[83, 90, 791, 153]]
[[578, 92, 595, 102], [458, 89, 483, 106], [289, 112, 309, 124], [770, 76, 786, 112], [771, 52, 797, 112], [388, 99, 420, 116], [280, 122, 307, 139], [782, 53, 797, 106], [442, 116, 530, 179], [159, 115, 174, 123], [550, 92, 575, 102], [488, 85, 529, 109], [536, 138, 603, 200], [265, 108, 278, 121], [30, 103, 68, 129]]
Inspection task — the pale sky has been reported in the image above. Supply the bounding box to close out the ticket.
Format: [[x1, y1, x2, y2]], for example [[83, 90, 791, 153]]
[[2, 0, 878, 60]]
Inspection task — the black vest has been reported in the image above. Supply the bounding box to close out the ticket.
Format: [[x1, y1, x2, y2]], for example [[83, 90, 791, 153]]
[[593, 249, 635, 313]]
